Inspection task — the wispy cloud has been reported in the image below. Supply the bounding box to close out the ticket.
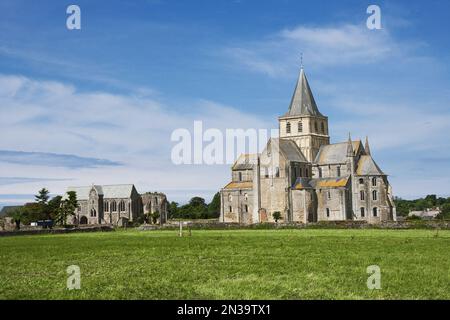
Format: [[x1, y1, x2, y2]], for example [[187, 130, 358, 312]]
[[0, 150, 121, 169], [0, 177, 71, 186], [0, 73, 272, 201], [224, 24, 416, 77]]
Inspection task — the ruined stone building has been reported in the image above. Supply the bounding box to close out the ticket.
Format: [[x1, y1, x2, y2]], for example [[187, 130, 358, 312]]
[[220, 68, 397, 224], [63, 184, 168, 226]]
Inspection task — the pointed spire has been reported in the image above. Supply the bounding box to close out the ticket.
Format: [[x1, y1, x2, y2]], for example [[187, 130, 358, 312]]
[[284, 67, 323, 117], [365, 136, 371, 155], [347, 133, 354, 157]]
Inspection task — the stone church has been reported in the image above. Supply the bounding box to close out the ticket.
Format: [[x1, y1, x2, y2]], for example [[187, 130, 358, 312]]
[[63, 184, 168, 226], [220, 68, 397, 224]]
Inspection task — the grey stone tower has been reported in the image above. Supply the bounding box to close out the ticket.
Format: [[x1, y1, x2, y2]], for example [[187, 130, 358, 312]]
[[278, 67, 330, 162]]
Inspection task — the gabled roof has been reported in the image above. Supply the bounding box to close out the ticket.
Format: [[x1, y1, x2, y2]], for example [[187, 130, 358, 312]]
[[282, 68, 323, 118], [232, 154, 258, 170], [64, 184, 135, 200], [356, 155, 385, 176], [314, 140, 362, 165], [270, 138, 308, 163]]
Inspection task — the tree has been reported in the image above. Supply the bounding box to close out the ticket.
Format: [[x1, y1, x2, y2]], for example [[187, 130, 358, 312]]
[[437, 203, 450, 220], [55, 191, 77, 227], [273, 211, 282, 224], [207, 192, 221, 218], [9, 207, 25, 230], [22, 203, 44, 223], [48, 196, 62, 220], [168, 201, 179, 219], [35, 188, 50, 205], [151, 211, 160, 224]]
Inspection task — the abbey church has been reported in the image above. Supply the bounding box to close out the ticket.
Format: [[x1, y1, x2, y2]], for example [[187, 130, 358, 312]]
[[220, 68, 397, 224]]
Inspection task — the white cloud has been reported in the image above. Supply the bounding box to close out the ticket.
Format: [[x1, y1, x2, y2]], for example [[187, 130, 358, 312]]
[[0, 74, 273, 203], [224, 24, 408, 77]]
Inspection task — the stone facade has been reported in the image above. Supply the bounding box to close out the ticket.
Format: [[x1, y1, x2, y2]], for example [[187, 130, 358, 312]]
[[220, 68, 396, 225], [141, 192, 169, 224], [64, 184, 169, 226]]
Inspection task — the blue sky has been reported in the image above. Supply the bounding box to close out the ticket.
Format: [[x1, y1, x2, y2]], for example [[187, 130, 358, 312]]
[[1, 0, 450, 207]]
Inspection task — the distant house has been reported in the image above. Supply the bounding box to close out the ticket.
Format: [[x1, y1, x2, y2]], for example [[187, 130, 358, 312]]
[[408, 208, 441, 220]]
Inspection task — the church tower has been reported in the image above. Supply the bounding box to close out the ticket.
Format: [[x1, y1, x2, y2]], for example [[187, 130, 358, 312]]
[[279, 67, 330, 162]]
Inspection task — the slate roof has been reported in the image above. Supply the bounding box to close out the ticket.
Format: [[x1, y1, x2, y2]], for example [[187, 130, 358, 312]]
[[356, 155, 385, 176], [232, 154, 258, 170], [314, 140, 361, 165], [0, 205, 23, 217], [270, 138, 308, 163], [281, 68, 323, 118], [64, 184, 135, 200]]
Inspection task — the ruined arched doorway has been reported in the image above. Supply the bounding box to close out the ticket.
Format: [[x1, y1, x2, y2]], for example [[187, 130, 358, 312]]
[[80, 216, 88, 225]]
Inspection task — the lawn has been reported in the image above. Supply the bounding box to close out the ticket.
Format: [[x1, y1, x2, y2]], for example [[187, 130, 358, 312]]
[[0, 229, 449, 299]]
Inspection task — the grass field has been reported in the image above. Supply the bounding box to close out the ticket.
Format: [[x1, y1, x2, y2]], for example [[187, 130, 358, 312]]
[[0, 229, 449, 299]]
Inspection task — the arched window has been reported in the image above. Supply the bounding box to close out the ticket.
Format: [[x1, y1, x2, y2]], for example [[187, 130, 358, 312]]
[[245, 205, 248, 213], [360, 191, 365, 201], [306, 168, 309, 177], [373, 207, 378, 217], [326, 208, 330, 218], [228, 194, 232, 202], [119, 200, 125, 212], [275, 167, 280, 178], [321, 122, 325, 134], [298, 121, 303, 133], [104, 201, 109, 212], [359, 178, 364, 184], [111, 201, 117, 212], [155, 197, 158, 205], [314, 121, 318, 132], [229, 206, 233, 213], [372, 190, 378, 201], [238, 172, 242, 181], [299, 167, 303, 177], [286, 122, 291, 134], [327, 191, 331, 200], [90, 209, 96, 217], [318, 167, 322, 178], [360, 207, 365, 217], [372, 177, 377, 186], [337, 166, 341, 177]]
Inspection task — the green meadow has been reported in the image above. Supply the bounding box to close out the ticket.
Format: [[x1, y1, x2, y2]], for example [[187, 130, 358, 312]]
[[0, 229, 449, 299]]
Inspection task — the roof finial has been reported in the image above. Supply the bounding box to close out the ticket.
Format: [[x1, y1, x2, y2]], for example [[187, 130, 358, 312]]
[[347, 132, 354, 157], [300, 52, 304, 69], [365, 136, 371, 156]]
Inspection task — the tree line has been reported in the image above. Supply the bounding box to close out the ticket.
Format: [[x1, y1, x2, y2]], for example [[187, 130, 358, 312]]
[[394, 194, 450, 219], [168, 193, 221, 219]]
